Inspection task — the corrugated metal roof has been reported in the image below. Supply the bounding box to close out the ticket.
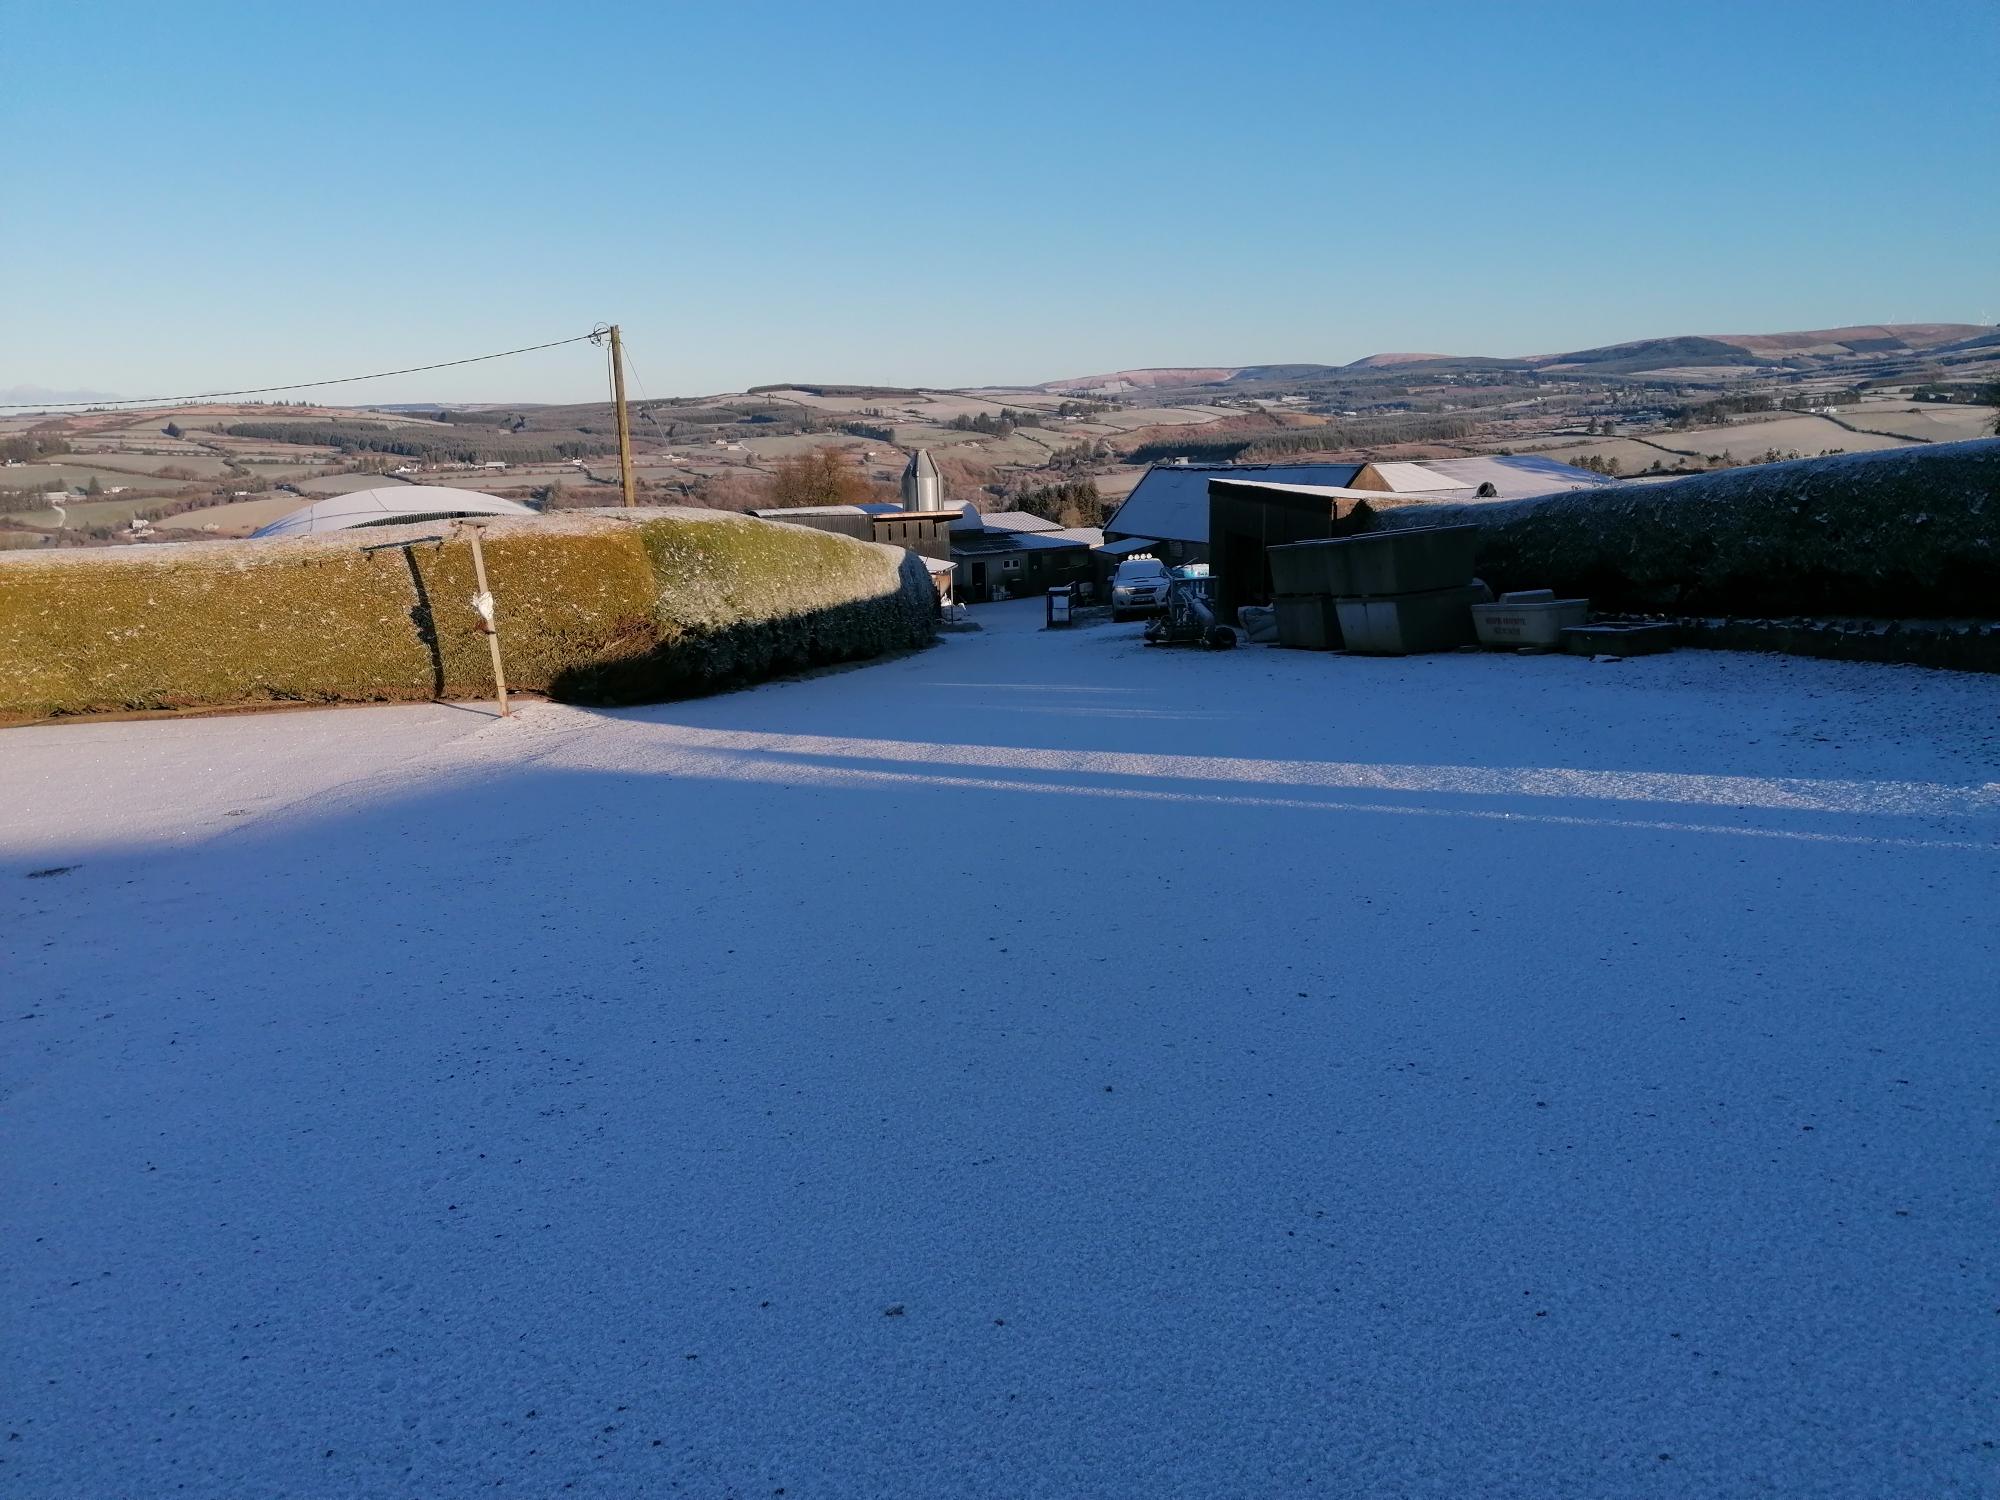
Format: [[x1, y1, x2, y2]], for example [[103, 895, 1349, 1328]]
[[1008, 528, 1104, 552], [975, 510, 1064, 533], [953, 528, 1095, 557], [1105, 463, 1364, 544]]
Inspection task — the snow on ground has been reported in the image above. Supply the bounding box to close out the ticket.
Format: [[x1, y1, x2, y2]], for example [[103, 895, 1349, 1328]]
[[4, 599, 1997, 1497]]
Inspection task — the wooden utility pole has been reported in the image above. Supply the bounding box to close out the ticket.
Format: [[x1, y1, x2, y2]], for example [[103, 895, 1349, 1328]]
[[608, 323, 637, 508], [464, 525, 510, 717]]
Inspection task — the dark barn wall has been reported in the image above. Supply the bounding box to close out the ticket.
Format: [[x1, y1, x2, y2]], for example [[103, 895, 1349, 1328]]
[[870, 515, 955, 562], [1208, 482, 1376, 617]]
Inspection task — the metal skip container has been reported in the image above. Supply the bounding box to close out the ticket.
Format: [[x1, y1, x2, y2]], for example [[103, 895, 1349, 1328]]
[[1273, 595, 1343, 649], [1288, 525, 1482, 598], [1335, 584, 1485, 655], [1322, 524, 1486, 655]]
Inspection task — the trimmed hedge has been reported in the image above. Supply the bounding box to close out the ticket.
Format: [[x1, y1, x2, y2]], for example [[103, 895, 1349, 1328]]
[[0, 508, 935, 720], [1372, 439, 2000, 618]]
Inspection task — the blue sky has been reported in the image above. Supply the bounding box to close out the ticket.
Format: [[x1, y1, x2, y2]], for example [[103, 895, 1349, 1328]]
[[5, 0, 1995, 403]]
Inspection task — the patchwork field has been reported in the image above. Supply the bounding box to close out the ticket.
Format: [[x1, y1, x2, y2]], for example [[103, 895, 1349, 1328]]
[[1831, 403, 1997, 441], [1518, 407, 1975, 474], [1683, 414, 1908, 457], [736, 432, 875, 460], [72, 450, 235, 478], [1514, 436, 1698, 473], [151, 495, 303, 534], [2, 463, 190, 495], [3, 496, 167, 531]]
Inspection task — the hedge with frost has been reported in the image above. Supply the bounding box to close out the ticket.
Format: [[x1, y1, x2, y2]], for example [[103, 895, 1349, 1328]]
[[1372, 439, 2000, 617], [0, 508, 935, 719]]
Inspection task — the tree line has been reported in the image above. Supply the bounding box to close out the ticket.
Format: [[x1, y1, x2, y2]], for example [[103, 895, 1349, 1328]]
[[1010, 478, 1104, 529], [224, 422, 619, 466], [1126, 413, 1477, 464], [0, 431, 72, 464]]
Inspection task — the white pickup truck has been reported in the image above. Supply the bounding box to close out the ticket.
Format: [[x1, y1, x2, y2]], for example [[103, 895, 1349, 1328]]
[[1110, 556, 1171, 620]]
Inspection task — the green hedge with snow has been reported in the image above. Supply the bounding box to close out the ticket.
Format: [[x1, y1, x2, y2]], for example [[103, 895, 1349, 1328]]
[[0, 508, 935, 720], [1373, 439, 2000, 618]]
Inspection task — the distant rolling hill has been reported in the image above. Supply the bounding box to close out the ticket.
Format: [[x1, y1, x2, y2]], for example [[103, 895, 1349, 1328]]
[[1037, 322, 1994, 390], [1039, 367, 1242, 393]]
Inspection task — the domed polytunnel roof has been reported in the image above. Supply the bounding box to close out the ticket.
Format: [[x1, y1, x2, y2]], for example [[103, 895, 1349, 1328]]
[[251, 486, 535, 539]]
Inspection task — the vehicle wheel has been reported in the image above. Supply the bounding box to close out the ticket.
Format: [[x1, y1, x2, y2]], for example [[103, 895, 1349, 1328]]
[[1112, 610, 1128, 622], [1205, 626, 1238, 650]]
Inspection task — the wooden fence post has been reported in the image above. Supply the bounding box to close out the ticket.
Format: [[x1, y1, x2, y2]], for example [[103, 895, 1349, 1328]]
[[464, 525, 510, 717]]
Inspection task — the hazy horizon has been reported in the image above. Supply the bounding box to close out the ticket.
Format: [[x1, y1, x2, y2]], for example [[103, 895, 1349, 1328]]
[[4, 310, 1995, 414], [5, 0, 1995, 407]]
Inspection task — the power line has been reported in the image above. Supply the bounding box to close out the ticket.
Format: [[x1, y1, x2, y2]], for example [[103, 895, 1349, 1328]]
[[0, 332, 604, 412]]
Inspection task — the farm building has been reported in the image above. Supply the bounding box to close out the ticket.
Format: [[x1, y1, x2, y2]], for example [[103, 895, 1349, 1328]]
[[1102, 455, 1615, 564], [949, 508, 1102, 602], [1204, 479, 1384, 617], [749, 504, 871, 542], [750, 504, 872, 541], [752, 504, 955, 563], [1102, 463, 1361, 565], [250, 486, 533, 539]]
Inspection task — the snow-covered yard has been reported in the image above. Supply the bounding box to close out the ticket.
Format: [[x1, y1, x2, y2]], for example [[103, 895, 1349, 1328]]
[[5, 599, 1997, 1497]]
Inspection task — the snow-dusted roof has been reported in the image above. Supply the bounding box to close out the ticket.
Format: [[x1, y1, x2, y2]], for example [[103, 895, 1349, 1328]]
[[1364, 461, 1474, 493], [975, 511, 1064, 534], [751, 504, 870, 519], [251, 486, 534, 539], [1399, 455, 1621, 500], [1105, 456, 1617, 545], [1005, 531, 1094, 552], [1105, 463, 1364, 544], [1093, 536, 1159, 556], [1207, 481, 1388, 501]]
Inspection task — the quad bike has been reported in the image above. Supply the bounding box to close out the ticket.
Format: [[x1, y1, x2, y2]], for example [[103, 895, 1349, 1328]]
[[1144, 570, 1237, 650]]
